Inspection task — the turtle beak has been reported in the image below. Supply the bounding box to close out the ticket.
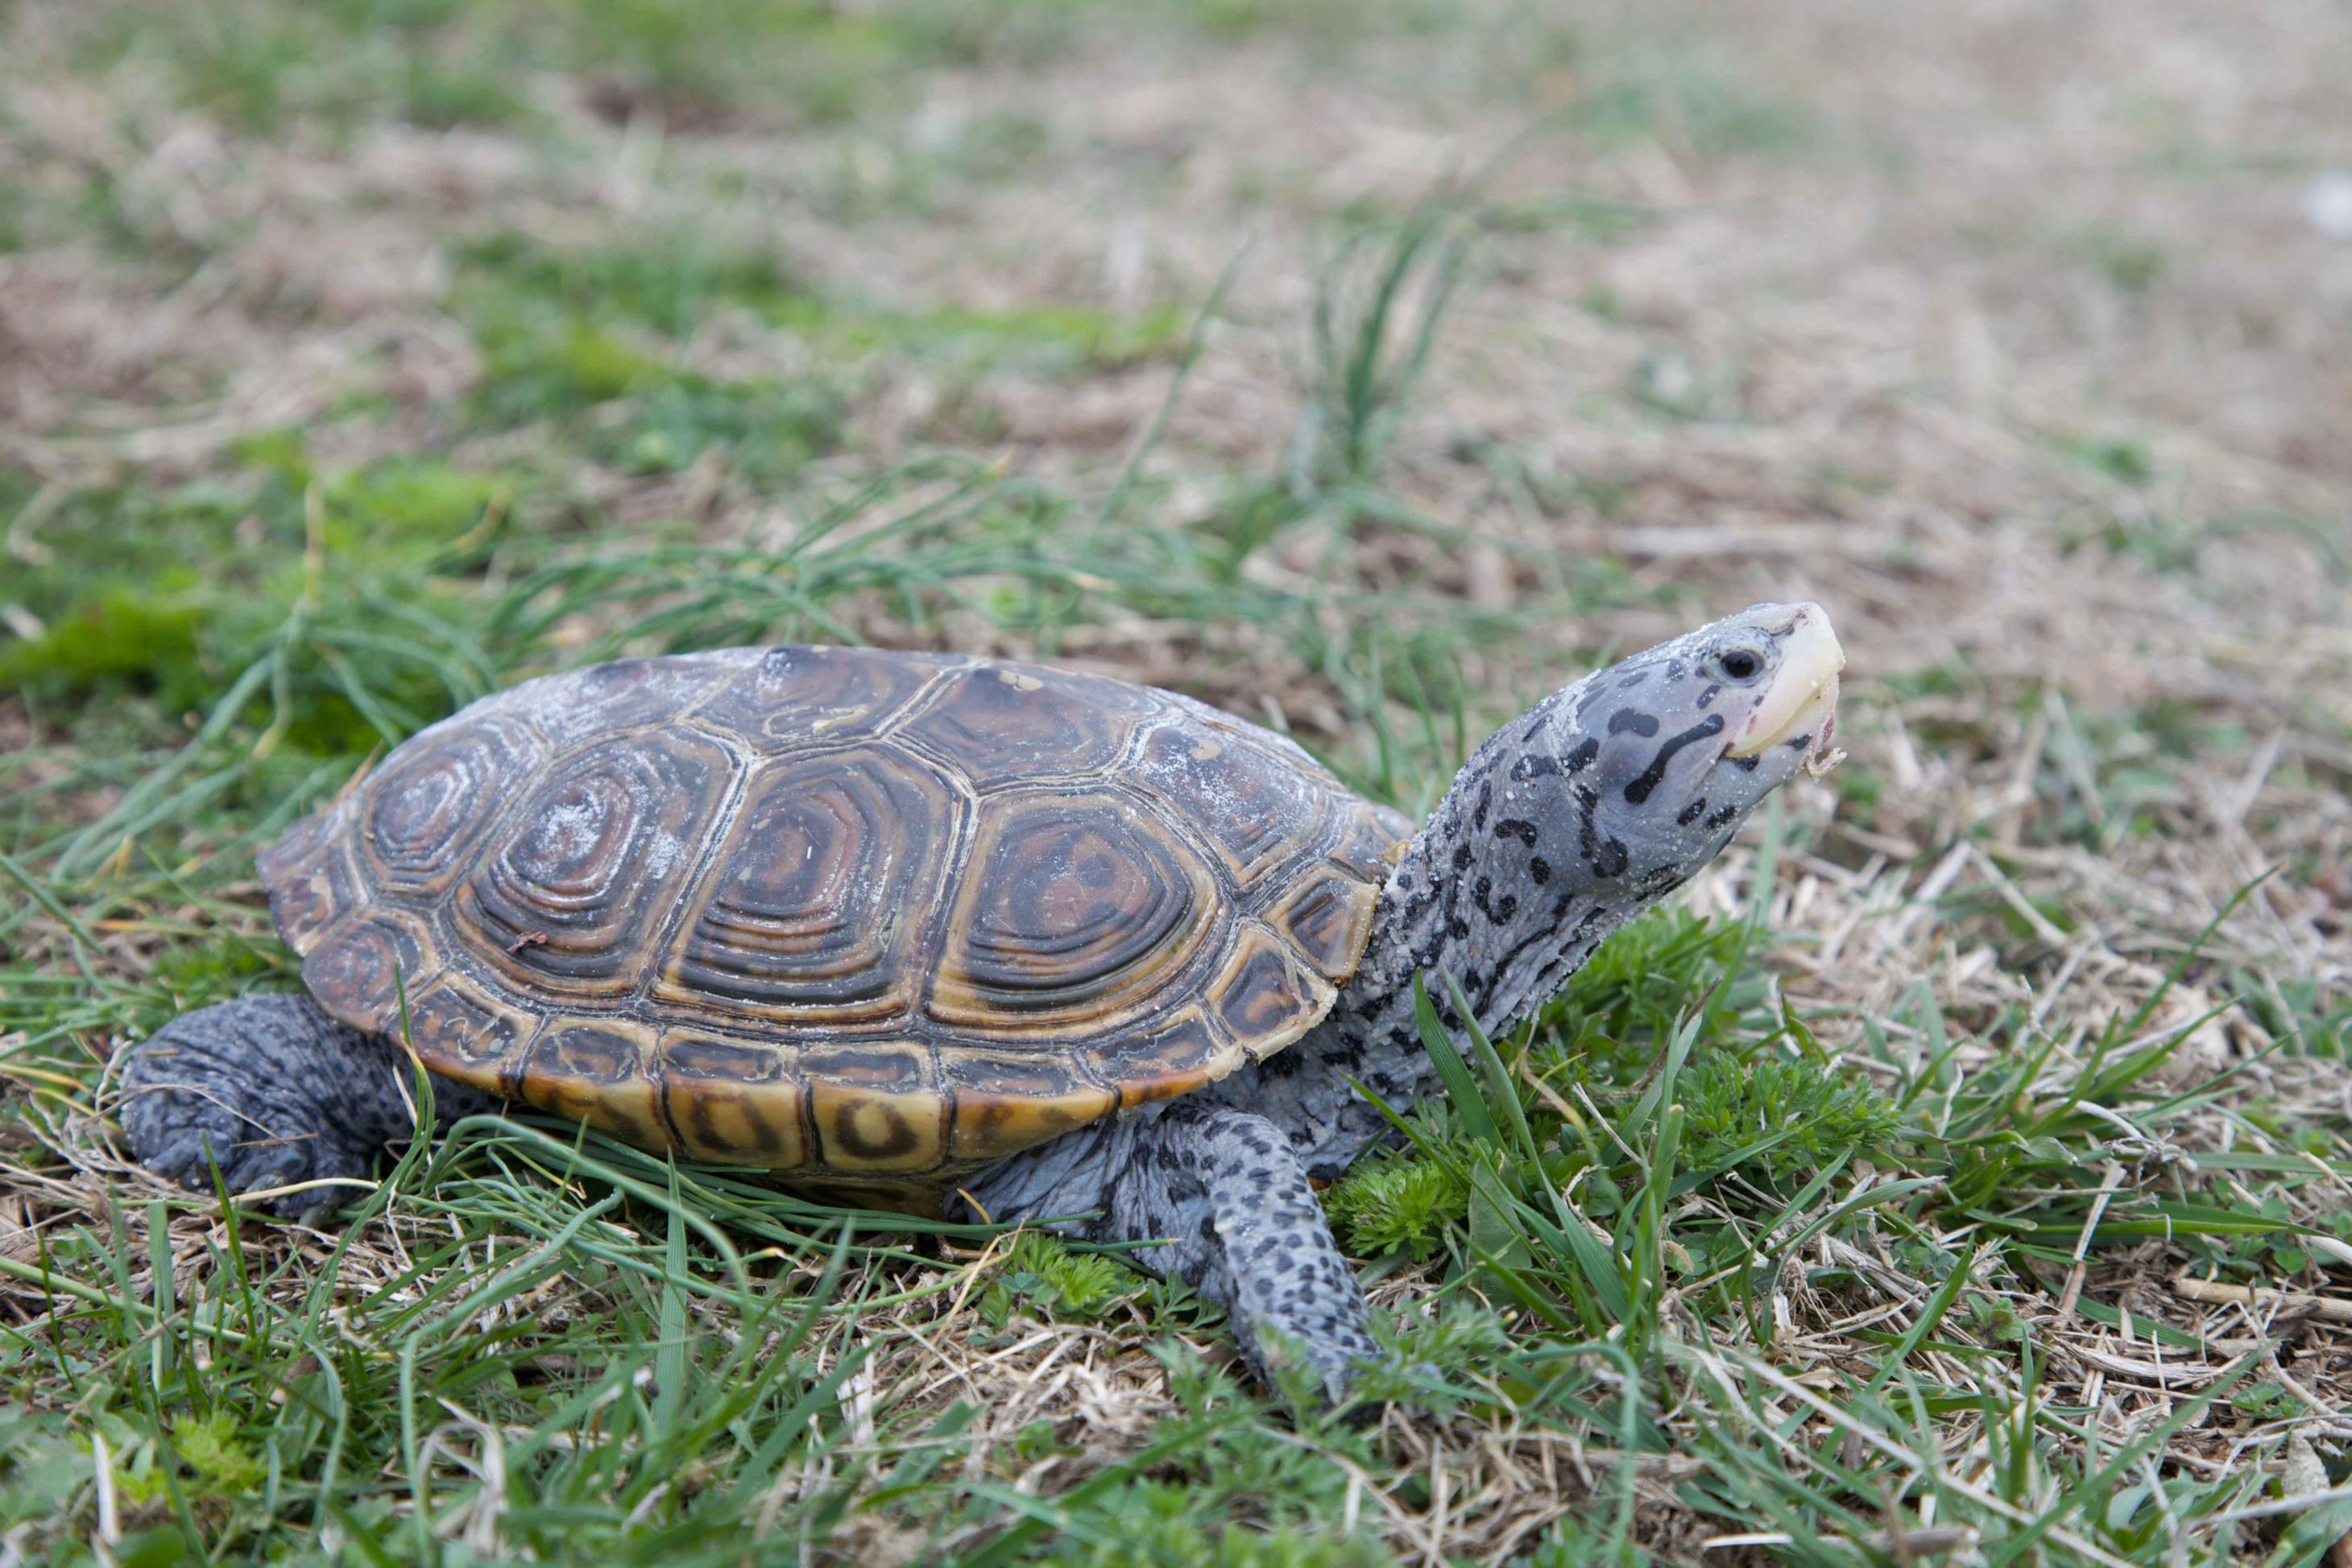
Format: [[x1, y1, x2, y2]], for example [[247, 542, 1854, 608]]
[[1725, 603, 1845, 759]]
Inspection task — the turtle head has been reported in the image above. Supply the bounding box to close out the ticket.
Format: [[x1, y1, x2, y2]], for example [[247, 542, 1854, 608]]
[[1327, 603, 1845, 1165], [1557, 601, 1843, 895]]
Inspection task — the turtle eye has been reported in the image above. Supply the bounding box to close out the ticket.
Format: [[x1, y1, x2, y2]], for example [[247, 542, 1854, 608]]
[[1716, 646, 1766, 683]]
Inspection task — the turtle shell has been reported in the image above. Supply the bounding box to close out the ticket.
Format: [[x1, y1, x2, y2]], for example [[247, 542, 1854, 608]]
[[259, 647, 1401, 1184]]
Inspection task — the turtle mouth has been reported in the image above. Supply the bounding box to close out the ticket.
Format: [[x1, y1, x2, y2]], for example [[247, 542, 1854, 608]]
[[1725, 605, 1845, 759]]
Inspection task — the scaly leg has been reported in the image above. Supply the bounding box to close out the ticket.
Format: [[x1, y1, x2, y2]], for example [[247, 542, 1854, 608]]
[[119, 993, 496, 1214], [967, 1100, 1384, 1400]]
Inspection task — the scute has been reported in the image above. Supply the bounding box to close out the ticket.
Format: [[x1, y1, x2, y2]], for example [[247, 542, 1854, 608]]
[[403, 972, 533, 1074], [259, 643, 1407, 1188], [301, 914, 438, 1026], [656, 745, 956, 1023], [894, 662, 1153, 787], [927, 792, 1217, 1031], [1265, 865, 1380, 981], [1211, 924, 1331, 1052], [1082, 1008, 1224, 1111], [659, 1031, 808, 1166], [360, 715, 545, 896], [1130, 719, 1332, 887], [264, 834, 362, 949], [458, 731, 734, 999], [940, 1049, 1118, 1161], [697, 645, 950, 751], [496, 652, 749, 746], [518, 1017, 667, 1149], [801, 1044, 947, 1173]]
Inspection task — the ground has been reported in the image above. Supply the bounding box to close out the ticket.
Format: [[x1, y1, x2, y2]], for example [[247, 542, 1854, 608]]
[[2, 0, 2349, 1562]]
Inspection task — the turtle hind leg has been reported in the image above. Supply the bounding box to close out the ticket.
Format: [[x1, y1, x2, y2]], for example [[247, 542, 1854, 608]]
[[118, 993, 497, 1217], [972, 1101, 1384, 1403]]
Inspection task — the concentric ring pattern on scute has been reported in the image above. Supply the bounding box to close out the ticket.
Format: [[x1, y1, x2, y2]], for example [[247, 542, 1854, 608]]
[[262, 645, 1402, 1184]]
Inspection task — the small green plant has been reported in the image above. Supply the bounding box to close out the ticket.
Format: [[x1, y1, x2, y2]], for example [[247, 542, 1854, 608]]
[[2229, 1380, 2308, 1421], [1964, 1294, 2031, 1347], [172, 1410, 267, 1496], [978, 1231, 1145, 1326], [1325, 1152, 1469, 1257], [1675, 1049, 1903, 1183]]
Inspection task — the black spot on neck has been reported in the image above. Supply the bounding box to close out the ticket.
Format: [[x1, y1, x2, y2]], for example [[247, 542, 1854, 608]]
[[1622, 714, 1728, 806], [1509, 753, 1558, 783], [1608, 708, 1659, 738], [1472, 876, 1518, 924]]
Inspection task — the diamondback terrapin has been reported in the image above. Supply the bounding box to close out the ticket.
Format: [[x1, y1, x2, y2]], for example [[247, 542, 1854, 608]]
[[123, 602, 1843, 1396]]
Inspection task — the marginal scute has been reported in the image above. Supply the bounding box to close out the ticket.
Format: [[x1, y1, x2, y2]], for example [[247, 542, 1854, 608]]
[[400, 971, 532, 1079], [697, 645, 952, 752], [927, 792, 1217, 1031], [894, 662, 1149, 787], [1265, 865, 1380, 982], [461, 731, 734, 999], [516, 1019, 669, 1149], [941, 1049, 1117, 1160], [1325, 800, 1407, 886], [263, 830, 363, 953], [256, 804, 338, 907], [801, 1044, 946, 1172], [1211, 924, 1328, 1057], [656, 746, 955, 1023], [300, 914, 438, 1031], [660, 1031, 808, 1166], [1089, 1009, 1228, 1110]]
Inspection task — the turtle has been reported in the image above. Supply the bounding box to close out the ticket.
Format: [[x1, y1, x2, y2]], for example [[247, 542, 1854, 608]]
[[121, 601, 1844, 1397]]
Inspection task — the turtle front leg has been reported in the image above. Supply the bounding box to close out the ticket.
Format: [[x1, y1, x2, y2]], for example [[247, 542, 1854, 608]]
[[118, 993, 497, 1217], [971, 1102, 1385, 1402]]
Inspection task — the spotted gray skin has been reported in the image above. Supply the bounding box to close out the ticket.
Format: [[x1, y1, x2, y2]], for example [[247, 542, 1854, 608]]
[[121, 603, 1840, 1403], [976, 602, 1842, 1396], [121, 995, 498, 1207]]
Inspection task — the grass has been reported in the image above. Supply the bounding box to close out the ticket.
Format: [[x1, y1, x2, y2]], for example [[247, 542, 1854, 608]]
[[3, 0, 2350, 1562]]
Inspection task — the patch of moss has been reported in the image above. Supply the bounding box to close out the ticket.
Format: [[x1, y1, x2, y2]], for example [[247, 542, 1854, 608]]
[[599, 377, 848, 486], [1675, 1050, 1903, 1181], [456, 230, 809, 340], [172, 1410, 267, 1496], [977, 1231, 1144, 1326], [1325, 1154, 1470, 1259], [329, 457, 508, 543], [0, 590, 211, 708]]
